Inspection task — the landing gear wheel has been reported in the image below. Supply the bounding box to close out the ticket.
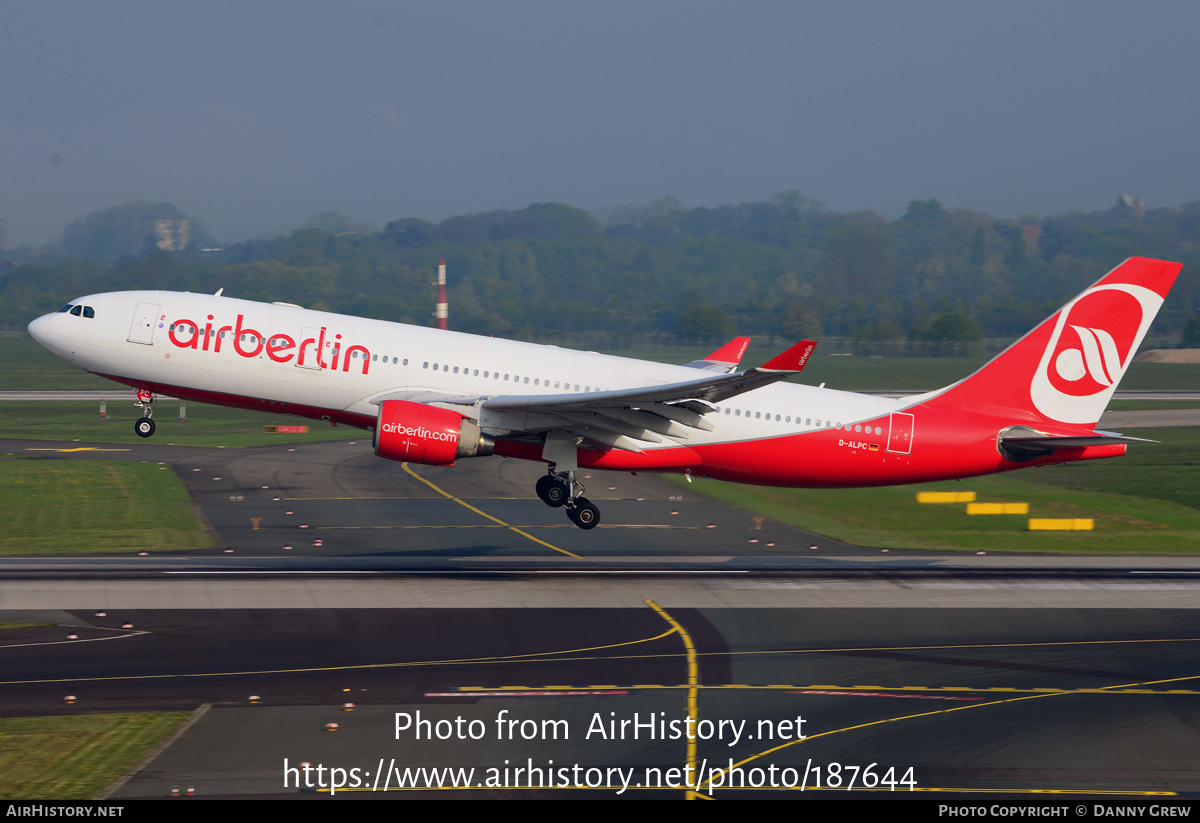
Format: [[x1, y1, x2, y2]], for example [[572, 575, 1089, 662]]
[[536, 474, 569, 508], [134, 418, 156, 438], [567, 497, 600, 530]]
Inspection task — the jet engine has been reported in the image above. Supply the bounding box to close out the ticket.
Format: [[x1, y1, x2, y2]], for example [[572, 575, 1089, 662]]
[[373, 399, 494, 466]]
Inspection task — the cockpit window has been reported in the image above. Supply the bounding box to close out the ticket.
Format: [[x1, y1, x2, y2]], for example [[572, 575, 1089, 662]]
[[57, 304, 73, 313], [70, 305, 83, 316], [83, 306, 95, 318]]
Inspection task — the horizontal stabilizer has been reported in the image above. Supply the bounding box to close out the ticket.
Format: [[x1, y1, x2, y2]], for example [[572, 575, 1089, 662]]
[[998, 425, 1156, 461], [1001, 432, 1158, 448]]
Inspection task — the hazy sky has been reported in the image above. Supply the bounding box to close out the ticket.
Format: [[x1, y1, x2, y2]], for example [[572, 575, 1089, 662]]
[[4, 1, 1200, 246]]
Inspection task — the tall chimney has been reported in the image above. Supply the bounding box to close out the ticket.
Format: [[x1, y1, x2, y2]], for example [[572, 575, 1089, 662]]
[[435, 258, 448, 330]]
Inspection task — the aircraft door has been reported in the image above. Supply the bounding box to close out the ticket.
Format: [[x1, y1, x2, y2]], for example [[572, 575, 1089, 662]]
[[127, 303, 160, 345], [297, 327, 322, 370], [887, 412, 914, 454]]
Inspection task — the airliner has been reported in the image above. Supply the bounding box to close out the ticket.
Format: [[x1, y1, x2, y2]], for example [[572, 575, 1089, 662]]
[[26, 256, 1181, 529]]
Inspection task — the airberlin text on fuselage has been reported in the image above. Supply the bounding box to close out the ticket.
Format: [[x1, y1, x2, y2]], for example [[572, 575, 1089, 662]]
[[167, 313, 371, 374]]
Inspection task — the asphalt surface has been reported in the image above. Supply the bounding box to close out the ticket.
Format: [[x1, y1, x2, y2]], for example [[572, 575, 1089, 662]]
[[4, 433, 1200, 800], [2, 607, 1198, 798], [5, 436, 868, 561]]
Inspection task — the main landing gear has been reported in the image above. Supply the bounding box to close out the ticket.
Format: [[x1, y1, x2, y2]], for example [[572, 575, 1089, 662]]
[[133, 389, 156, 438], [535, 469, 600, 530]]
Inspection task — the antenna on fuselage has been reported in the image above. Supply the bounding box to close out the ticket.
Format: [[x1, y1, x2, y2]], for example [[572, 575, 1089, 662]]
[[214, 288, 224, 297]]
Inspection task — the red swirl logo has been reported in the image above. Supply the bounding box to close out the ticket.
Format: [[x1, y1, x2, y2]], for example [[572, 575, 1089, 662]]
[[1045, 290, 1142, 397]]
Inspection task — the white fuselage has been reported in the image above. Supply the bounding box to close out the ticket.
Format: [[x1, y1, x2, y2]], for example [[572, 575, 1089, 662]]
[[29, 290, 903, 446]]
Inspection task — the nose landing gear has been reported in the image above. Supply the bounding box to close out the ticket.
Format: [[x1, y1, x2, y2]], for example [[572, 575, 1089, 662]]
[[134, 389, 156, 438]]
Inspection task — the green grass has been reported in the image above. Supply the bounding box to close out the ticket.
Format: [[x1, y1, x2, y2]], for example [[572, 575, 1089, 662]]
[[0, 401, 357, 447], [1105, 400, 1200, 411], [670, 429, 1200, 554], [0, 337, 116, 390], [0, 712, 191, 799], [0, 460, 216, 555], [1028, 428, 1200, 510], [593, 342, 1200, 391], [0, 622, 48, 630], [672, 475, 1200, 554], [782, 357, 1200, 392]]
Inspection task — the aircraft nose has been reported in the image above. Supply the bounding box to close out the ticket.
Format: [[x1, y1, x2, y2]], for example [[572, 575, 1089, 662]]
[[27, 313, 51, 346]]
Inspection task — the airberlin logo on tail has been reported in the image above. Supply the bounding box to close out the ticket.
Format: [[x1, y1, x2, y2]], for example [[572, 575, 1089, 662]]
[[167, 313, 372, 375], [1053, 325, 1122, 391], [1031, 284, 1162, 424]]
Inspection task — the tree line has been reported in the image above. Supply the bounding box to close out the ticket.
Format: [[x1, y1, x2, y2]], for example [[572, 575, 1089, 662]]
[[2, 193, 1198, 347]]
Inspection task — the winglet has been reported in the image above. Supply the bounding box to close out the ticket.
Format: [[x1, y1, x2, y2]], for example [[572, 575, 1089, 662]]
[[683, 336, 752, 372], [758, 340, 817, 373], [705, 336, 751, 366]]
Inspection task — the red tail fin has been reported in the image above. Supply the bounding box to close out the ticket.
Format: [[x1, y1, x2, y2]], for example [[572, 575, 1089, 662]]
[[920, 257, 1182, 427]]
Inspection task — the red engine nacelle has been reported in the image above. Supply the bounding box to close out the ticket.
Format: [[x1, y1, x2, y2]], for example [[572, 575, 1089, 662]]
[[373, 399, 494, 466]]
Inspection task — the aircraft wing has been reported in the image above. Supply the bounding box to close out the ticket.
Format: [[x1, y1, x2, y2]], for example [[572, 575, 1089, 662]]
[[475, 340, 817, 451]]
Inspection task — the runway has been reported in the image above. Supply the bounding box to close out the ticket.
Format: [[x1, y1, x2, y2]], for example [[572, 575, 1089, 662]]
[[2, 607, 1198, 798], [4, 436, 1200, 799], [6, 436, 867, 561]]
